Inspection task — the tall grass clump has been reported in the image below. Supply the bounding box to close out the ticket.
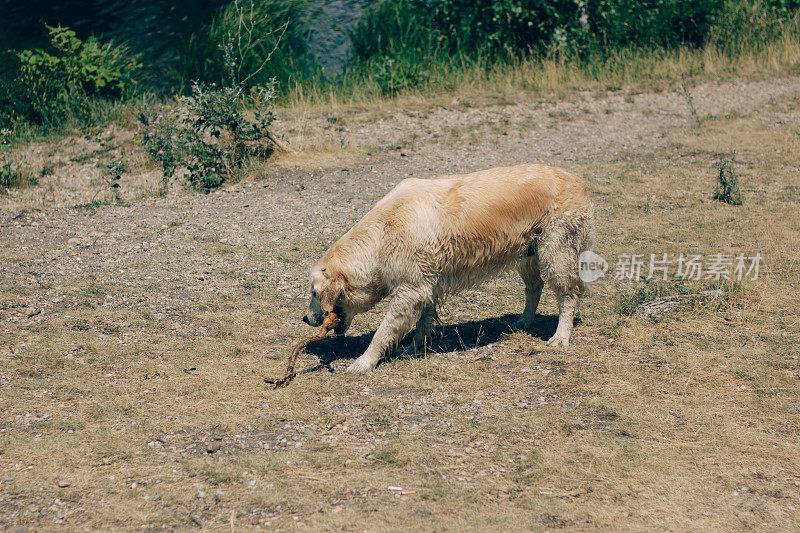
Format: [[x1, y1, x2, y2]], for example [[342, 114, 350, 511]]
[[179, 0, 312, 91], [0, 128, 37, 191]]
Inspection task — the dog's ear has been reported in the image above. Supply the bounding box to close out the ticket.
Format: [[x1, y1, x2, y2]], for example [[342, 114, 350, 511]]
[[319, 271, 349, 314]]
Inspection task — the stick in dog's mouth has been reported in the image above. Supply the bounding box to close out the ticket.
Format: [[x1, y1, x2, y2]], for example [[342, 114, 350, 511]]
[[264, 311, 339, 389]]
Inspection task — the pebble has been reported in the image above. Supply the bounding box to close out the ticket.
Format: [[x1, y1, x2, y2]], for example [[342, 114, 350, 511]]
[[3, 476, 14, 484], [57, 480, 70, 488]]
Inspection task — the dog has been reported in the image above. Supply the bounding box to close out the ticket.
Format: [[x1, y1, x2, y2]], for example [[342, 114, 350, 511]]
[[302, 164, 594, 374]]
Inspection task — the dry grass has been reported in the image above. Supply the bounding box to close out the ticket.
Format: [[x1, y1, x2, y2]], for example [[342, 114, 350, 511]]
[[1, 96, 800, 530]]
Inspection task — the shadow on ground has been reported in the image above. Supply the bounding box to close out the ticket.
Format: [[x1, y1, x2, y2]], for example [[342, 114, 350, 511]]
[[301, 313, 563, 372]]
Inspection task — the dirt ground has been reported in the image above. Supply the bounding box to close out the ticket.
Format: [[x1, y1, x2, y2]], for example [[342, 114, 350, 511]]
[[1, 74, 800, 531]]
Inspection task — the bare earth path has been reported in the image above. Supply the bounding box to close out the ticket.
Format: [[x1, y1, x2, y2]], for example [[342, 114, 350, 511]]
[[1, 75, 800, 530]]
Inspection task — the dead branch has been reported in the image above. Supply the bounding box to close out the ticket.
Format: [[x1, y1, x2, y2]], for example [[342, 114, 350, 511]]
[[264, 312, 339, 388]]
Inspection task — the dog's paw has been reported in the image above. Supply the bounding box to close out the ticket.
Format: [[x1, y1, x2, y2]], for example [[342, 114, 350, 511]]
[[546, 334, 570, 348], [346, 358, 376, 374]]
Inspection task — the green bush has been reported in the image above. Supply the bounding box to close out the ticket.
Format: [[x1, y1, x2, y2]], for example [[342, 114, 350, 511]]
[[1, 24, 141, 128], [351, 0, 800, 64], [180, 80, 278, 190], [138, 79, 278, 192]]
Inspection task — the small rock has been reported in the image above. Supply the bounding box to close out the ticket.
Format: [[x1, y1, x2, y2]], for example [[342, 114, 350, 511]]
[[197, 490, 207, 498], [57, 480, 70, 488], [3, 476, 14, 484], [67, 238, 81, 246], [206, 441, 221, 454], [196, 275, 205, 281]]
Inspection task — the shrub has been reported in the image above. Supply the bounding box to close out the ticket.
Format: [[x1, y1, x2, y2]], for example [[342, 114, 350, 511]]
[[138, 78, 278, 191], [713, 156, 743, 205], [2, 24, 141, 128], [179, 80, 278, 190]]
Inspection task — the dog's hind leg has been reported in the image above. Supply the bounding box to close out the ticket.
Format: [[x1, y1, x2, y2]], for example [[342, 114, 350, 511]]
[[347, 285, 431, 374], [514, 256, 544, 331], [410, 304, 438, 353], [538, 214, 591, 347]]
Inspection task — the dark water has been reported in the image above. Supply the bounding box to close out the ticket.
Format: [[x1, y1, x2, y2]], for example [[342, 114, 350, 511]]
[[0, 0, 369, 78], [304, 0, 370, 74]]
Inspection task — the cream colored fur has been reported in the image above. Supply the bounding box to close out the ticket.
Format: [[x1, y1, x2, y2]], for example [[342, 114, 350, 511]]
[[302, 164, 595, 374]]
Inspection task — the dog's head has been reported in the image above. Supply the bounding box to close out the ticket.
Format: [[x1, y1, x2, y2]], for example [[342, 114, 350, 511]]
[[302, 264, 354, 334]]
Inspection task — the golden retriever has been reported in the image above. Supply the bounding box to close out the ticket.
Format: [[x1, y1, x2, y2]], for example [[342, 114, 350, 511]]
[[302, 164, 594, 374]]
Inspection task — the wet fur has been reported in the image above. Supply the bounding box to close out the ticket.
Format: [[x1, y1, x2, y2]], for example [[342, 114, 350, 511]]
[[303, 164, 594, 374]]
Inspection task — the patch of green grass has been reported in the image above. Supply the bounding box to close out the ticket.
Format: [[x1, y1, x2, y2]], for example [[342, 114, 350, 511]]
[[614, 279, 740, 316], [373, 440, 411, 467]]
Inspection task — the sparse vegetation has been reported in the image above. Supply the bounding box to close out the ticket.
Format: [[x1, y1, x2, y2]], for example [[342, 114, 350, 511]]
[[0, 129, 37, 191], [102, 159, 126, 204], [713, 154, 744, 205]]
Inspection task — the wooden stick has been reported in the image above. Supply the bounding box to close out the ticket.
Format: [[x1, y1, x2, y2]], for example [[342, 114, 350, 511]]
[[264, 312, 339, 389]]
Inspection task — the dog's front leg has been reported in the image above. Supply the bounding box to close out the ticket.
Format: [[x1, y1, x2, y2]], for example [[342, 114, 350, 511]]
[[346, 285, 428, 374]]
